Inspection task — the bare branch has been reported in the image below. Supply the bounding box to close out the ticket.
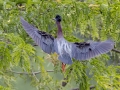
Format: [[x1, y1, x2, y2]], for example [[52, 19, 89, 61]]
[[112, 49, 120, 53], [71, 86, 95, 90], [8, 70, 54, 75], [32, 70, 39, 82]]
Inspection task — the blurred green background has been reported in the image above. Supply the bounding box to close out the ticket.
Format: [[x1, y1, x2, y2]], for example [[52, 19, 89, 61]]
[[0, 0, 120, 90]]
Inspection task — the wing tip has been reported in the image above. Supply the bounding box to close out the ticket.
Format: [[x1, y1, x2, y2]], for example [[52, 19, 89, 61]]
[[106, 39, 115, 48], [20, 16, 25, 23], [72, 39, 115, 61]]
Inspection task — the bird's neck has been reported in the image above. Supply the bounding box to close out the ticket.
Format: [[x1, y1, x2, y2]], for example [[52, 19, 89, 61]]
[[56, 21, 63, 38]]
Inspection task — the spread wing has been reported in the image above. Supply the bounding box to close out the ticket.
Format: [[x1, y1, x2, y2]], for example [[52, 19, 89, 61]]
[[20, 17, 55, 54], [72, 40, 114, 60]]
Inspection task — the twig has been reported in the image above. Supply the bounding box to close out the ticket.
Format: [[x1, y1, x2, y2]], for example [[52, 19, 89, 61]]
[[32, 70, 39, 82], [8, 70, 54, 75], [112, 49, 120, 53], [71, 86, 95, 90]]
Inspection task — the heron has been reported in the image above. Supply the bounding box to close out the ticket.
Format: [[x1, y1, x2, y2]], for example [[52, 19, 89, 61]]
[[20, 15, 114, 72]]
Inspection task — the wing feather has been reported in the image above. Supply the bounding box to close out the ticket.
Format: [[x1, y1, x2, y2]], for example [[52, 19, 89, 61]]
[[20, 17, 55, 54], [72, 40, 114, 60]]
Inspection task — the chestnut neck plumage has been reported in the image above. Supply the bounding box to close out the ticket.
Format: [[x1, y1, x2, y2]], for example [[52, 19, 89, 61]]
[[56, 21, 63, 38]]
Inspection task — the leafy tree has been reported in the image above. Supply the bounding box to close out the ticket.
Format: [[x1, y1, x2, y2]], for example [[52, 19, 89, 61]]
[[0, 0, 120, 90]]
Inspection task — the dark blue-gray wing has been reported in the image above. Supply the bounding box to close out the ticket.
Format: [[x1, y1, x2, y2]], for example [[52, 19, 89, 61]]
[[20, 17, 55, 54], [72, 40, 114, 60]]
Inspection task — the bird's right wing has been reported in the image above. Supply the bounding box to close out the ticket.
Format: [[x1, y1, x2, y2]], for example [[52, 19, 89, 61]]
[[20, 17, 55, 54], [72, 40, 114, 60]]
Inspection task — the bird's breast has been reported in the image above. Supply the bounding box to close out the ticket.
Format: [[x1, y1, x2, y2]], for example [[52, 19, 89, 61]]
[[56, 38, 72, 57]]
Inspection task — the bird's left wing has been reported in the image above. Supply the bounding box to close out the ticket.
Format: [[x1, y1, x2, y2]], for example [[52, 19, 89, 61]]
[[20, 17, 55, 54], [72, 40, 114, 60]]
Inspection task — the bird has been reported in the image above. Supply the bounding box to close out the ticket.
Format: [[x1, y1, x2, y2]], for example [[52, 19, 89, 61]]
[[20, 15, 114, 72]]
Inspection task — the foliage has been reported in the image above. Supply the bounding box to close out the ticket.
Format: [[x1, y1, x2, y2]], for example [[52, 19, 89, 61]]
[[0, 85, 12, 90], [0, 0, 120, 90]]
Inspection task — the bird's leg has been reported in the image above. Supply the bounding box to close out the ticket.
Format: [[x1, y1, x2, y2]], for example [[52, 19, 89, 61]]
[[62, 63, 66, 72]]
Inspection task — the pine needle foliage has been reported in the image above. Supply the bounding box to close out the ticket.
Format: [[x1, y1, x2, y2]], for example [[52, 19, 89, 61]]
[[0, 0, 120, 90]]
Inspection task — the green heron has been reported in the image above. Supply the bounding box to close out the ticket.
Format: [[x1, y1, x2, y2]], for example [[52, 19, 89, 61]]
[[20, 15, 114, 72]]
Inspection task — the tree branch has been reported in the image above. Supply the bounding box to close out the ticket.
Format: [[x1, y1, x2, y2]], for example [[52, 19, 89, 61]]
[[112, 49, 120, 53], [32, 70, 39, 82], [71, 86, 95, 90], [8, 70, 54, 75]]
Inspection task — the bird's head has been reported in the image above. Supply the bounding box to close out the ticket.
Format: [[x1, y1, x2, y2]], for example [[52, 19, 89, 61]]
[[55, 15, 61, 22]]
